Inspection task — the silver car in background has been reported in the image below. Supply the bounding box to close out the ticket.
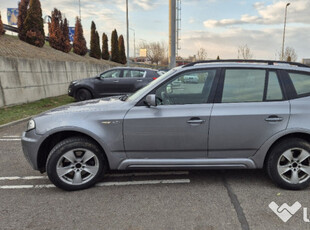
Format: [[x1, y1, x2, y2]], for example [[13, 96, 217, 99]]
[[22, 60, 310, 191]]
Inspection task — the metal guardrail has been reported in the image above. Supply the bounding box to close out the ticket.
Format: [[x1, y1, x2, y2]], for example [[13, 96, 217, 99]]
[[3, 24, 18, 33], [3, 24, 49, 41]]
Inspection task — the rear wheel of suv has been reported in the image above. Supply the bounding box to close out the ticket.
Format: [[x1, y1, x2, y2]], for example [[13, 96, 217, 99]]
[[46, 137, 106, 191], [266, 138, 310, 190], [75, 89, 92, 101]]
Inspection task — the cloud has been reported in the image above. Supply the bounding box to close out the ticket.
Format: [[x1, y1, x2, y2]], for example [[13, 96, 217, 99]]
[[179, 26, 310, 60], [204, 0, 310, 28]]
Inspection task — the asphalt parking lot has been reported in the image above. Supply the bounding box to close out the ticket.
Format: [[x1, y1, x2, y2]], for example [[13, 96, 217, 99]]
[[0, 121, 310, 230]]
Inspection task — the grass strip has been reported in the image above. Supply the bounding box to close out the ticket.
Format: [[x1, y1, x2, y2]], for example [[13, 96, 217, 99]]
[[0, 95, 75, 125]]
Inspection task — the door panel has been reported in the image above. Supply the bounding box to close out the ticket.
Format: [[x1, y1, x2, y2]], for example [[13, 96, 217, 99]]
[[96, 70, 123, 96], [123, 68, 218, 159], [124, 104, 212, 159], [208, 68, 290, 158], [208, 101, 290, 158]]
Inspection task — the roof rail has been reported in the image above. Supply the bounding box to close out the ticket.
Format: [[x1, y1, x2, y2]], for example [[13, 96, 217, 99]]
[[182, 59, 310, 68]]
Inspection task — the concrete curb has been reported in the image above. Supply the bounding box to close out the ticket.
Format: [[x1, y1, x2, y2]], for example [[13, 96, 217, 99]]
[[0, 116, 32, 129]]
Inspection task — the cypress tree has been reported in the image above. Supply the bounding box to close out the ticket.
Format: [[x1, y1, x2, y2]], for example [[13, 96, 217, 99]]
[[94, 31, 101, 59], [0, 13, 5, 35], [48, 8, 63, 51], [61, 18, 71, 53], [89, 21, 97, 58], [118, 35, 126, 64], [111, 29, 119, 62], [216, 55, 220, 60], [17, 0, 30, 41], [22, 0, 45, 47], [102, 32, 109, 60], [73, 17, 87, 56]]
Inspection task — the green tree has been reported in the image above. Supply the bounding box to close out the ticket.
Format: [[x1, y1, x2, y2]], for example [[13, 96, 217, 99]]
[[102, 32, 109, 60], [118, 35, 126, 64], [73, 17, 87, 56], [0, 13, 5, 35], [95, 31, 101, 59], [22, 0, 45, 47], [61, 18, 71, 53], [17, 0, 29, 41], [110, 29, 119, 62], [89, 21, 101, 59]]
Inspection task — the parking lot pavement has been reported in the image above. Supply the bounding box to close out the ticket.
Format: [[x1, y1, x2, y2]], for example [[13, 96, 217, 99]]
[[0, 121, 310, 230]]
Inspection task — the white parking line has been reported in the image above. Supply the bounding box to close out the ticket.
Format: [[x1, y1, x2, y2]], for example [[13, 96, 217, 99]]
[[0, 176, 48, 181], [0, 179, 190, 189], [0, 139, 21, 141], [0, 171, 189, 181], [96, 179, 190, 186]]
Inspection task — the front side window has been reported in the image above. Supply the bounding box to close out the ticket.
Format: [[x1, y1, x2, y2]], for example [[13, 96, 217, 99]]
[[100, 70, 121, 79], [155, 69, 216, 105], [221, 69, 284, 103], [288, 72, 310, 96]]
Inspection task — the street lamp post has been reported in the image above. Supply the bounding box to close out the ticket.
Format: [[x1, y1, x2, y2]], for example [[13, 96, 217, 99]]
[[126, 0, 129, 66], [281, 3, 290, 61], [78, 0, 81, 19], [130, 28, 136, 59]]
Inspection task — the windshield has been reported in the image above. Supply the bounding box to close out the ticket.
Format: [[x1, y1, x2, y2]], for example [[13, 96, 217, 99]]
[[126, 68, 177, 102]]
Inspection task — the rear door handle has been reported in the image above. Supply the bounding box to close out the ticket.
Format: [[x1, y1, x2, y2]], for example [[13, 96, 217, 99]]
[[265, 115, 283, 122], [137, 79, 143, 82], [113, 80, 119, 83], [187, 118, 205, 124]]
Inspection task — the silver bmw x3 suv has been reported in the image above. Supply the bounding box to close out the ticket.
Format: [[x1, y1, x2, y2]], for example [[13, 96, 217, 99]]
[[22, 60, 310, 191]]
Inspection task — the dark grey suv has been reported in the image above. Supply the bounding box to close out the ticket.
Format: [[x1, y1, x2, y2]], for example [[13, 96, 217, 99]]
[[22, 60, 310, 191], [68, 67, 161, 101]]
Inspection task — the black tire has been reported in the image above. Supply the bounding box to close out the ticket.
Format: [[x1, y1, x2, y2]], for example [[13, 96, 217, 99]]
[[266, 138, 310, 190], [75, 89, 92, 101], [46, 137, 106, 191]]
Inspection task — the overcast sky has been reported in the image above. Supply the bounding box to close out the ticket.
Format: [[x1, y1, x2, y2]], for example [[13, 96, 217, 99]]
[[0, 0, 309, 61]]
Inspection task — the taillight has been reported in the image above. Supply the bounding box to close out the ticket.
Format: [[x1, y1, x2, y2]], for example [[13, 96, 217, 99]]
[[152, 77, 157, 80]]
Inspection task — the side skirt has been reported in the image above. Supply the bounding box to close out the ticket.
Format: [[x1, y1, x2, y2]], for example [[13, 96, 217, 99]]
[[117, 158, 256, 170]]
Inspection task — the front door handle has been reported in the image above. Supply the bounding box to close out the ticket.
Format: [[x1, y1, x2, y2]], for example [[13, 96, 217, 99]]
[[187, 118, 206, 125], [265, 115, 283, 122]]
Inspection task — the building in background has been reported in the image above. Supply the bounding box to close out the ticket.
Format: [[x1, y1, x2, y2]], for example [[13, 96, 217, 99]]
[[302, 59, 310, 66]]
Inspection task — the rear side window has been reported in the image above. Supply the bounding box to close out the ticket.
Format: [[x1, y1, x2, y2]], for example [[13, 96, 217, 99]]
[[266, 72, 283, 101], [221, 69, 283, 103], [288, 72, 310, 96], [123, 70, 146, 78]]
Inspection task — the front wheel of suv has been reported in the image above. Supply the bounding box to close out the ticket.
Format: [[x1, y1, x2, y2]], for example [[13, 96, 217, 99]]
[[46, 137, 106, 191], [75, 89, 92, 101], [266, 138, 310, 190]]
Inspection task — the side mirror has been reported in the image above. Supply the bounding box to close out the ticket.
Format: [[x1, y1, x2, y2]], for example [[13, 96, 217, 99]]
[[145, 94, 157, 107]]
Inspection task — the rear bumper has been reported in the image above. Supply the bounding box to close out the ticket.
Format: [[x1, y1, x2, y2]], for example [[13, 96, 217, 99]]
[[21, 130, 42, 170]]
